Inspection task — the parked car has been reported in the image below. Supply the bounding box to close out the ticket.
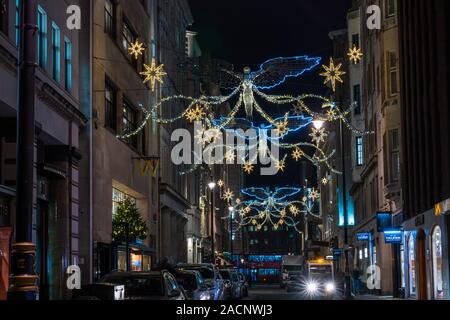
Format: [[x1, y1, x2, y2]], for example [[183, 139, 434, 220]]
[[177, 264, 224, 300], [174, 269, 211, 300], [96, 271, 186, 300], [238, 272, 249, 297], [219, 269, 242, 300]]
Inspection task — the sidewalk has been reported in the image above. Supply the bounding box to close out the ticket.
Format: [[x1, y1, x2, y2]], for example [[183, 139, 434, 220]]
[[354, 294, 403, 300]]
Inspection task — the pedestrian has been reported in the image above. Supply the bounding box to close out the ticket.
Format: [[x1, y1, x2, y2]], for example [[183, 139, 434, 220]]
[[352, 268, 361, 295]]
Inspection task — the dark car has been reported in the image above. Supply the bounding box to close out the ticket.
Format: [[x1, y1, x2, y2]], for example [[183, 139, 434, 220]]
[[219, 269, 242, 300], [97, 271, 186, 300], [177, 264, 224, 300], [174, 270, 211, 300]]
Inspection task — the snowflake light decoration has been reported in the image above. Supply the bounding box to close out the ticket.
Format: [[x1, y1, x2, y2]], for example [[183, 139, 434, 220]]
[[322, 177, 329, 185], [217, 180, 225, 188], [292, 102, 304, 116], [140, 58, 167, 92], [319, 57, 346, 92], [275, 159, 286, 172]]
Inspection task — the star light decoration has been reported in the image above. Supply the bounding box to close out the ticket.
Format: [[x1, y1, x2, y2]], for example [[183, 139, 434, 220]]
[[292, 102, 304, 116], [291, 148, 304, 161], [140, 58, 167, 92], [185, 105, 206, 123], [308, 188, 320, 201], [310, 127, 328, 145], [222, 189, 234, 202], [217, 180, 225, 188], [275, 119, 289, 136], [319, 57, 346, 92], [128, 40, 145, 60], [275, 159, 286, 172], [243, 162, 255, 174], [321, 177, 329, 185], [347, 45, 363, 64]]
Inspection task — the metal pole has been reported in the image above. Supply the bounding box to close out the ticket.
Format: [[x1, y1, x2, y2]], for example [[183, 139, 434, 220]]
[[340, 119, 352, 299], [8, 0, 39, 300], [230, 210, 233, 263], [125, 223, 130, 272], [210, 189, 215, 264]]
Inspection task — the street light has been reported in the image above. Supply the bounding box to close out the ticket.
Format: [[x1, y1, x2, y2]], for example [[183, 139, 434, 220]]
[[208, 180, 216, 264], [312, 119, 325, 130], [228, 206, 234, 264]]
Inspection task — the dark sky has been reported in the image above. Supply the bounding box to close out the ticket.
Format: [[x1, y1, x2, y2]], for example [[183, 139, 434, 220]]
[[187, 0, 353, 188], [188, 0, 352, 67]]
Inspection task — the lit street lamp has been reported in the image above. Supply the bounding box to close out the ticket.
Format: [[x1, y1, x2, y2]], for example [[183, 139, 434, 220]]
[[208, 180, 216, 263]]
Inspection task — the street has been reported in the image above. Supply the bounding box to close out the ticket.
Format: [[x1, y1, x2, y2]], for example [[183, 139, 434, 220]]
[[246, 285, 302, 300]]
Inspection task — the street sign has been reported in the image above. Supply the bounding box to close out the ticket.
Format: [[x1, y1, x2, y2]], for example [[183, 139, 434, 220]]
[[384, 228, 403, 244], [356, 233, 370, 241], [377, 212, 393, 232]]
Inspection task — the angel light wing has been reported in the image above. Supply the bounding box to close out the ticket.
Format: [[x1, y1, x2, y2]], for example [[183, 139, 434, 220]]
[[251, 56, 321, 90], [218, 68, 243, 90]]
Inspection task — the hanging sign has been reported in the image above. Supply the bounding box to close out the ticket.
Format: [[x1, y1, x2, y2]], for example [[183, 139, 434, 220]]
[[384, 228, 403, 244], [356, 233, 370, 241], [136, 157, 160, 177]]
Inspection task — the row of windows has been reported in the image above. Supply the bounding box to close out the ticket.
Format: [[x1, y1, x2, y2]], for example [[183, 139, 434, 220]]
[[105, 77, 143, 151], [0, 3, 73, 93]]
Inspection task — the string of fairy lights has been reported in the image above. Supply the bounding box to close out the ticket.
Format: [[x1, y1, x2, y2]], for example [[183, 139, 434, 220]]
[[119, 39, 370, 233]]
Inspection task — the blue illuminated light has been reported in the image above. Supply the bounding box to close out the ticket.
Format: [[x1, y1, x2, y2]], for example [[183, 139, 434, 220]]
[[251, 56, 322, 90], [337, 187, 355, 227]]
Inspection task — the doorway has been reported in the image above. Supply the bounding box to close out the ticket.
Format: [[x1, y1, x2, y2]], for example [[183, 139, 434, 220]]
[[416, 229, 427, 300]]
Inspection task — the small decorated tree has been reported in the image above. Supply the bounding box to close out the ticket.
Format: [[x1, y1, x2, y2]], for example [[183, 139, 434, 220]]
[[112, 197, 148, 242]]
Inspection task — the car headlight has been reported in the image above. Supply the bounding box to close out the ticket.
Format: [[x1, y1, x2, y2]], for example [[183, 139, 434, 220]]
[[325, 282, 335, 293], [306, 282, 318, 294]]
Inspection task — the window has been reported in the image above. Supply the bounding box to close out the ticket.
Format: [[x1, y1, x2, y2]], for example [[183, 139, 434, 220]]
[[37, 6, 47, 69], [351, 34, 359, 48], [408, 234, 416, 297], [105, 80, 117, 132], [356, 137, 364, 166], [388, 51, 398, 95], [122, 100, 138, 148], [15, 0, 19, 45], [385, 0, 396, 17], [0, 0, 8, 35], [64, 38, 72, 92], [389, 129, 400, 182], [122, 19, 138, 68], [112, 188, 136, 216], [51, 22, 60, 82], [353, 84, 361, 115], [105, 0, 115, 38], [431, 226, 444, 300]]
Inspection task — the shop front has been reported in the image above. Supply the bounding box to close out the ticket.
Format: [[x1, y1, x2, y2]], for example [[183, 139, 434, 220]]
[[114, 242, 153, 272], [402, 205, 450, 300], [0, 187, 14, 300]]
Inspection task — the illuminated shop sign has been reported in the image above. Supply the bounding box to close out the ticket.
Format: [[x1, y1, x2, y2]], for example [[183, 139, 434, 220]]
[[356, 233, 370, 241], [384, 228, 403, 244], [338, 187, 355, 227]]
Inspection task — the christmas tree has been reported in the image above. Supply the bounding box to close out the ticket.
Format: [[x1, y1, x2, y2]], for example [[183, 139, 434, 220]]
[[112, 197, 148, 242]]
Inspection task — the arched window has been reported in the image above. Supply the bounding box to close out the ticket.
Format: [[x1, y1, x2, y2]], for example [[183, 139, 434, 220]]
[[431, 226, 444, 299], [408, 234, 416, 297]]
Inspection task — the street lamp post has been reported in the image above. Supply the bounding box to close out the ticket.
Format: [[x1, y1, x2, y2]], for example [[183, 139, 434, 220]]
[[228, 206, 234, 264], [208, 181, 216, 263]]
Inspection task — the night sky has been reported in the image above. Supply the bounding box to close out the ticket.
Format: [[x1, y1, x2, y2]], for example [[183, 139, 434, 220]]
[[188, 0, 353, 188]]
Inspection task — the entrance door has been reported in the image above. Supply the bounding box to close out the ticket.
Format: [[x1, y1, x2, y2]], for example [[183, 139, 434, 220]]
[[416, 229, 428, 300]]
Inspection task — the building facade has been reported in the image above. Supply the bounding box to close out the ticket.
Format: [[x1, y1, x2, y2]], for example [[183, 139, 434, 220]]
[[0, 0, 89, 299], [398, 0, 450, 300], [91, 0, 159, 279]]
